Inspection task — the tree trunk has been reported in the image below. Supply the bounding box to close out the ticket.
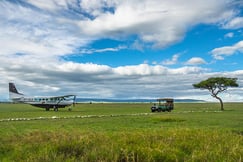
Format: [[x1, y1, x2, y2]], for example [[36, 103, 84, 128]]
[[215, 96, 224, 111]]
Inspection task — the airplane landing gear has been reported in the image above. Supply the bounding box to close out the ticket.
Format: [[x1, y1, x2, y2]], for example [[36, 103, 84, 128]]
[[53, 106, 58, 111]]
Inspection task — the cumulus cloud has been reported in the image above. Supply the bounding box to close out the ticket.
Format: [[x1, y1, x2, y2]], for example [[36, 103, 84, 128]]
[[0, 61, 203, 98], [1, 54, 242, 101], [211, 40, 243, 60], [77, 0, 237, 48], [223, 17, 243, 29], [185, 57, 207, 65], [0, 0, 89, 58], [224, 32, 234, 38], [162, 54, 180, 65], [79, 45, 127, 54], [0, 0, 240, 58]]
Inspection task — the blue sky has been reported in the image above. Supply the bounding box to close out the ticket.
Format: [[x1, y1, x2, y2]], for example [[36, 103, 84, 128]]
[[68, 24, 242, 70], [0, 0, 243, 101]]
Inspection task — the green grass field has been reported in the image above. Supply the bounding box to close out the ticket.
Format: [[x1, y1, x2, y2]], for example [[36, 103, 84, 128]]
[[0, 103, 243, 161]]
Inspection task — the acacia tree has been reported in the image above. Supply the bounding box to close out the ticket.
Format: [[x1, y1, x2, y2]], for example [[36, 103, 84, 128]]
[[193, 77, 239, 110]]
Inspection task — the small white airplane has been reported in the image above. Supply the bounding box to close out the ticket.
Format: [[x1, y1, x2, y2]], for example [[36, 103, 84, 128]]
[[9, 83, 76, 111]]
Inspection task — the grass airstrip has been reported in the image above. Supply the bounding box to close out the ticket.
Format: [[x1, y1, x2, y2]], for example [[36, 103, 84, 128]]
[[0, 102, 243, 161]]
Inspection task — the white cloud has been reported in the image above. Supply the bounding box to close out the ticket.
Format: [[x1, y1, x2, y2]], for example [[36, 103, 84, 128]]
[[1, 55, 242, 101], [223, 17, 243, 29], [0, 49, 205, 91], [26, 0, 76, 12], [162, 54, 180, 65], [224, 32, 234, 38], [79, 0, 117, 17], [185, 57, 207, 65], [0, 0, 91, 58], [0, 0, 240, 58], [211, 40, 243, 60], [77, 0, 237, 48], [113, 64, 167, 76], [79, 45, 127, 54]]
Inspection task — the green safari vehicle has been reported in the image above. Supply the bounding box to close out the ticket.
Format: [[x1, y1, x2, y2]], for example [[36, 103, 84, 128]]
[[151, 98, 174, 112]]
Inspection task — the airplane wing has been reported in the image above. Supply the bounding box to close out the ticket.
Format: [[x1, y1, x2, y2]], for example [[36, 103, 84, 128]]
[[48, 95, 76, 104], [49, 95, 76, 99], [48, 95, 76, 106]]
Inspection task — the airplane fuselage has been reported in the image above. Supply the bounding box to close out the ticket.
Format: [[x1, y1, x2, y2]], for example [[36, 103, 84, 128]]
[[14, 96, 74, 110], [9, 83, 76, 111]]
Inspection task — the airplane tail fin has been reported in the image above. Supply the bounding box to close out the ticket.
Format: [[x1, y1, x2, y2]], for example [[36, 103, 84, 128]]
[[9, 83, 24, 101]]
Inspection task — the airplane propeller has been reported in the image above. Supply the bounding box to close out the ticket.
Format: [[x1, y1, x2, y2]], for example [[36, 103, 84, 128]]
[[73, 95, 76, 107], [68, 95, 76, 111]]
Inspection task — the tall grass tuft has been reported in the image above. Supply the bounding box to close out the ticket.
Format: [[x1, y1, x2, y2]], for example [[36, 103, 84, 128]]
[[0, 129, 242, 162]]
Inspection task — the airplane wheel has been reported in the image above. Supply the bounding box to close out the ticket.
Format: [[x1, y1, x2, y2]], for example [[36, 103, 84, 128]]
[[46, 108, 50, 111]]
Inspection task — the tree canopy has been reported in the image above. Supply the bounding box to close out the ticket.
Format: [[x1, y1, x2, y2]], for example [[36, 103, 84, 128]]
[[193, 77, 239, 110]]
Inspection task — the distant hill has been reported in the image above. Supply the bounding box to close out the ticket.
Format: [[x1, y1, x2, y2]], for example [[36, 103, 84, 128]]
[[76, 98, 205, 103]]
